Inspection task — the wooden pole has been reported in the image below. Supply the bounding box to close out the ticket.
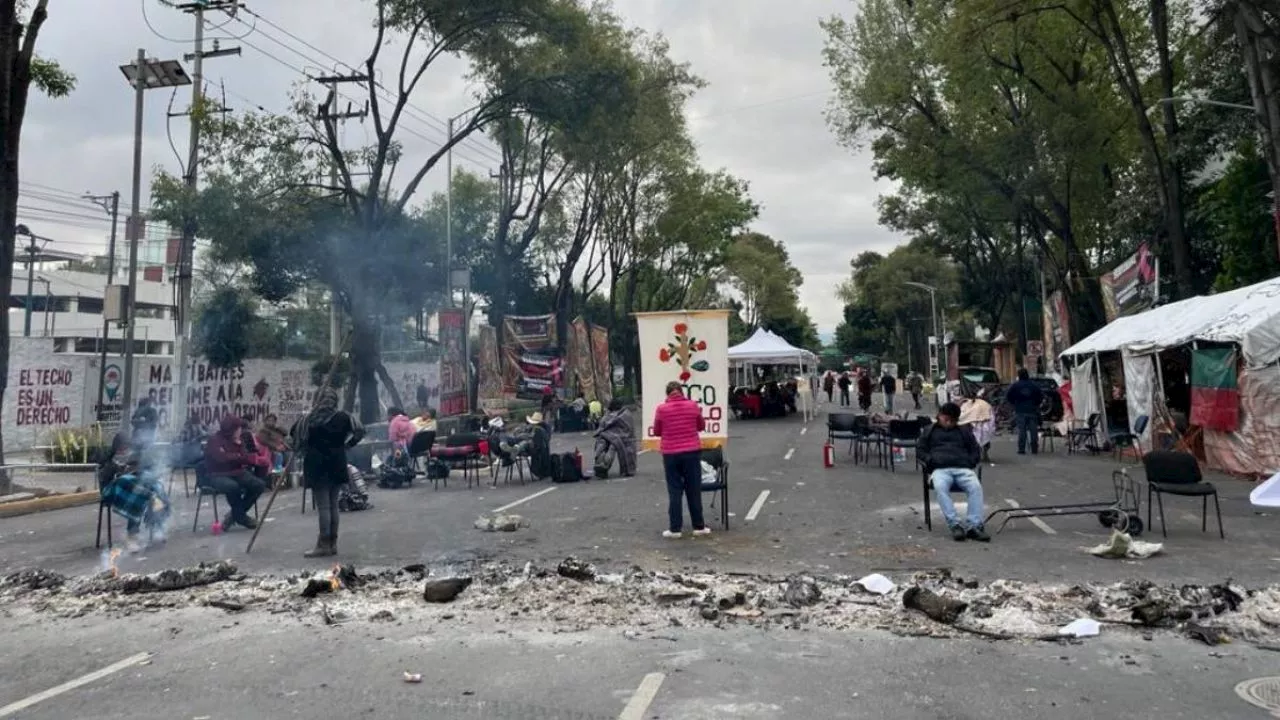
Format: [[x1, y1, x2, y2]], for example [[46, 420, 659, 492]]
[[246, 336, 351, 554]]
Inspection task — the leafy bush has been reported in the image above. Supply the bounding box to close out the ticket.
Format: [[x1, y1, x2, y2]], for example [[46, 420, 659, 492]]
[[45, 426, 111, 465], [193, 287, 258, 368]]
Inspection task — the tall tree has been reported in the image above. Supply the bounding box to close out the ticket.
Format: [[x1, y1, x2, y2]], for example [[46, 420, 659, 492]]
[[0, 0, 74, 493]]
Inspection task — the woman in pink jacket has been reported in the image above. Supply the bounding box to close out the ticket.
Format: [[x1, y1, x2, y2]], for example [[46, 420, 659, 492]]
[[387, 407, 416, 450], [652, 381, 710, 538]]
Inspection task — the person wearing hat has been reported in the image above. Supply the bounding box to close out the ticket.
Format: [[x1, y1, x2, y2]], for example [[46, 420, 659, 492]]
[[918, 402, 990, 542]]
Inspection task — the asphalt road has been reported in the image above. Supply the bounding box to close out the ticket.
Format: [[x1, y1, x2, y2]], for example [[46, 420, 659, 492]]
[[1, 400, 1278, 718]]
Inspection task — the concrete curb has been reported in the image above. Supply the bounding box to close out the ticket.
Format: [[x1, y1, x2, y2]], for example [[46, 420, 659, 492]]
[[0, 491, 98, 518]]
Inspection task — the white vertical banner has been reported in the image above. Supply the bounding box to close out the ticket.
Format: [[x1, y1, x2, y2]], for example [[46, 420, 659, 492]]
[[635, 310, 730, 452]]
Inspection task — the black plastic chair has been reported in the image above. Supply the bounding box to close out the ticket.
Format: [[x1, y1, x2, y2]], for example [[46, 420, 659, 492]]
[[886, 420, 921, 473], [827, 413, 858, 454], [192, 463, 260, 532], [407, 430, 436, 474], [1143, 450, 1223, 539], [1111, 415, 1149, 463], [1067, 413, 1101, 453], [700, 447, 729, 529], [95, 464, 115, 550], [851, 415, 880, 464], [922, 464, 984, 531]]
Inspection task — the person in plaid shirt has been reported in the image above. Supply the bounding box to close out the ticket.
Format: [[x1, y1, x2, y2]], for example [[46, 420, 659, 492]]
[[98, 432, 171, 552]]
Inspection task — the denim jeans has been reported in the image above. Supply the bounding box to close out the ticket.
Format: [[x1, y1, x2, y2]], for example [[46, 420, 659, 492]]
[[885, 392, 895, 414], [932, 467, 985, 529], [1015, 413, 1039, 453], [662, 451, 705, 532]]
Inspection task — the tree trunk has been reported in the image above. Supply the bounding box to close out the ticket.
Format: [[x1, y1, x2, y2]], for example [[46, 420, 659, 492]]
[[1149, 0, 1193, 297], [1233, 3, 1280, 265], [375, 362, 403, 411], [350, 318, 381, 424]]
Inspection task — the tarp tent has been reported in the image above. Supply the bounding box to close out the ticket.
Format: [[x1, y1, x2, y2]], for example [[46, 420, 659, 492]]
[[728, 328, 819, 420], [728, 327, 817, 364], [1060, 276, 1280, 367], [1061, 275, 1280, 477]]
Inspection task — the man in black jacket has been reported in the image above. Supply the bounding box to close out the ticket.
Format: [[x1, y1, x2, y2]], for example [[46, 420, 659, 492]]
[[918, 402, 990, 542], [1006, 368, 1045, 455]]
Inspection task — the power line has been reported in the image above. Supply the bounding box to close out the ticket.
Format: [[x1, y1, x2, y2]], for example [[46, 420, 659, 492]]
[[229, 6, 502, 165]]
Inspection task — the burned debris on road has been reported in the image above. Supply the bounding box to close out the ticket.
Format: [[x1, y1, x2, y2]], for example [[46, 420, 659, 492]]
[[3, 561, 1279, 649]]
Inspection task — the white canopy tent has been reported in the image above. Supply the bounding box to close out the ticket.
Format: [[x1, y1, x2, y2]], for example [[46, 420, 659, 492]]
[[728, 328, 819, 420], [1059, 276, 1280, 473]]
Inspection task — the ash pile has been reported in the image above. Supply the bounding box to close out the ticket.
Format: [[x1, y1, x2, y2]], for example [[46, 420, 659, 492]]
[[4, 560, 1280, 646]]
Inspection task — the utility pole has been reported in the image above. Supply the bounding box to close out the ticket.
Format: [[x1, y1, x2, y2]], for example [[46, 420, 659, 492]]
[[86, 191, 121, 419], [315, 73, 368, 354], [446, 117, 454, 307], [20, 233, 38, 337], [172, 0, 240, 431]]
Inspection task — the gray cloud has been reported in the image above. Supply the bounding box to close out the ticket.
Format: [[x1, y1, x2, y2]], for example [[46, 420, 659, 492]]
[[20, 0, 900, 331]]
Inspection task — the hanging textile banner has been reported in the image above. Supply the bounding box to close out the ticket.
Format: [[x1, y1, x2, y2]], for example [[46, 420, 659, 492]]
[[1043, 290, 1071, 366], [635, 310, 730, 451], [590, 324, 613, 404], [476, 324, 505, 411], [502, 314, 561, 399], [1100, 243, 1158, 322], [1121, 350, 1157, 445], [567, 317, 594, 400], [437, 308, 467, 417], [1191, 347, 1240, 432]]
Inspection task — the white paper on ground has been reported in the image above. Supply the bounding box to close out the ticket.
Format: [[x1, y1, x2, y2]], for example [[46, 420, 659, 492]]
[[853, 573, 896, 595], [1087, 530, 1164, 559], [1058, 618, 1100, 638]]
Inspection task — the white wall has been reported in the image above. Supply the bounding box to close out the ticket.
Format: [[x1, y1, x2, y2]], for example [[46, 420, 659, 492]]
[[2, 337, 440, 452]]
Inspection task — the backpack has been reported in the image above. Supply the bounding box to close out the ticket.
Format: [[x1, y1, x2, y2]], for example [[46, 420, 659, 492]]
[[379, 463, 414, 489], [551, 452, 582, 483]]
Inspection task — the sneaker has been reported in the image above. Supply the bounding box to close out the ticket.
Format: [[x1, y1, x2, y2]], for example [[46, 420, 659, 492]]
[[950, 525, 967, 542], [662, 530, 682, 539], [235, 515, 258, 530], [692, 527, 712, 537], [967, 525, 991, 542]]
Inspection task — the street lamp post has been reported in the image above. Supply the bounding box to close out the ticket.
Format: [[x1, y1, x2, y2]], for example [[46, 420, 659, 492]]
[[903, 281, 938, 382], [118, 50, 190, 423], [1155, 96, 1280, 261]]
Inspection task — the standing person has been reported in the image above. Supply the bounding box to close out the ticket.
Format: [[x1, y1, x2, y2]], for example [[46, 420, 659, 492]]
[[880, 371, 897, 414], [292, 388, 365, 557], [837, 372, 852, 407], [907, 371, 924, 410], [652, 381, 709, 538], [822, 372, 835, 404], [856, 370, 874, 413], [918, 402, 989, 542], [202, 415, 266, 530], [130, 397, 159, 446], [1005, 368, 1045, 455]]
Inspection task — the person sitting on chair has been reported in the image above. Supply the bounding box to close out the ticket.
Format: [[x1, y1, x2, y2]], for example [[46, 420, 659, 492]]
[[958, 389, 995, 462], [412, 407, 438, 434], [387, 407, 416, 450], [919, 402, 990, 542], [202, 415, 266, 530]]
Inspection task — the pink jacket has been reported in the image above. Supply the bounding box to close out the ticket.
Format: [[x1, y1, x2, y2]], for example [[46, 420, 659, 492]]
[[652, 391, 705, 455], [388, 414, 416, 448]]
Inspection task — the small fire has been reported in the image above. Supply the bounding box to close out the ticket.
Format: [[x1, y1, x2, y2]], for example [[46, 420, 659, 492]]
[[329, 564, 342, 591], [108, 549, 122, 578]]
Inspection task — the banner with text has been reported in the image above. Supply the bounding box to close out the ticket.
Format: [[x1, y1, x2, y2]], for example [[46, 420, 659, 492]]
[[1100, 243, 1158, 322], [437, 308, 467, 416], [636, 310, 730, 451]]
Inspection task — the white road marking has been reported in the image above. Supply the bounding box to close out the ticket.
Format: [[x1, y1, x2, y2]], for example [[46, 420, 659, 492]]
[[784, 448, 795, 460], [0, 652, 152, 718], [619, 672, 666, 720], [638, 449, 652, 455], [493, 487, 557, 513], [745, 490, 771, 522], [1003, 499, 1057, 535], [800, 427, 807, 435]]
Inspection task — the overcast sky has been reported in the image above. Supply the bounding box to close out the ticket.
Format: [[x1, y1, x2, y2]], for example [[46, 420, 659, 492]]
[[20, 0, 903, 333]]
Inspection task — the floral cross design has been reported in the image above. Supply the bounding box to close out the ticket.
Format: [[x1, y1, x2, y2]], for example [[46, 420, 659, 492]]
[[658, 322, 709, 382]]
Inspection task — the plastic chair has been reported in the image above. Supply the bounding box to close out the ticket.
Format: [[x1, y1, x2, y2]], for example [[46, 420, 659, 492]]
[[922, 464, 985, 531], [1143, 450, 1223, 539], [826, 413, 859, 454], [1067, 413, 1101, 453], [700, 447, 730, 529], [886, 419, 922, 473]]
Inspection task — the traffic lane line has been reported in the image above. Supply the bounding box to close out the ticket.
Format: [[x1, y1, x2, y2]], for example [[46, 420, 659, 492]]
[[492, 487, 557, 514], [618, 672, 665, 720], [745, 490, 771, 522], [1003, 498, 1057, 535], [784, 448, 795, 460], [0, 652, 152, 718]]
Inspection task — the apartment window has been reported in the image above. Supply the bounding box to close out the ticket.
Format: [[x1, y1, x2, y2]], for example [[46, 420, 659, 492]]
[[78, 297, 104, 314], [134, 304, 168, 319]]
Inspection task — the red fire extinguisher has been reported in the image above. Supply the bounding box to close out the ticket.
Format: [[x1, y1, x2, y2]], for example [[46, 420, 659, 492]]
[[823, 441, 834, 468]]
